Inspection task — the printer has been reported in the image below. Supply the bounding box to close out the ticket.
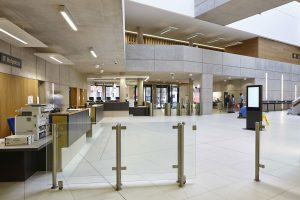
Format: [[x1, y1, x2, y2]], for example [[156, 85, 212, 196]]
[[15, 104, 53, 141]]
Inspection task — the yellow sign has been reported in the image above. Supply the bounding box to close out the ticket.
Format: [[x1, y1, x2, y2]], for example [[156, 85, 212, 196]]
[[262, 113, 270, 126]]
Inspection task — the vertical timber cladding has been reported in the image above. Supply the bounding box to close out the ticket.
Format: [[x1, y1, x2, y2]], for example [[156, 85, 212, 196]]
[[0, 73, 38, 138]]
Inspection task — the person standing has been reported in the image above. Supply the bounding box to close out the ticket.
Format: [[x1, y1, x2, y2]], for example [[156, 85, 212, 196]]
[[238, 93, 244, 110]]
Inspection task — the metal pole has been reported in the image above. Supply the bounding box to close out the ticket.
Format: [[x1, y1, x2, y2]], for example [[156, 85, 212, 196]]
[[116, 124, 122, 191], [254, 122, 265, 181], [179, 122, 185, 187], [112, 124, 126, 191], [172, 122, 186, 187], [51, 124, 57, 189], [176, 103, 182, 116]]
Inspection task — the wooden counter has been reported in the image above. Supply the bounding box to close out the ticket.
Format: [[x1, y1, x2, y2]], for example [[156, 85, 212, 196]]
[[89, 105, 104, 124]]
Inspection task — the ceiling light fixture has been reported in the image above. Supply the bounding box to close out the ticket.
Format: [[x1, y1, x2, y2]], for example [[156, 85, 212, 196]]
[[160, 26, 178, 35], [145, 76, 149, 82], [228, 77, 232, 79], [189, 74, 193, 77], [95, 64, 100, 69], [59, 5, 78, 31], [100, 69, 104, 73], [224, 41, 243, 48], [186, 33, 204, 40], [0, 28, 28, 44], [89, 47, 98, 58], [50, 56, 63, 64], [207, 37, 226, 44]]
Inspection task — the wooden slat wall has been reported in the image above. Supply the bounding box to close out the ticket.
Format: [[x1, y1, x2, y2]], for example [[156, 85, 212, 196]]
[[0, 72, 38, 138], [225, 38, 259, 57]]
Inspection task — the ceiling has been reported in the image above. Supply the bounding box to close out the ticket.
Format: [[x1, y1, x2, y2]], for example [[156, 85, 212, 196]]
[[0, 0, 125, 74], [196, 0, 295, 25], [124, 0, 257, 48]]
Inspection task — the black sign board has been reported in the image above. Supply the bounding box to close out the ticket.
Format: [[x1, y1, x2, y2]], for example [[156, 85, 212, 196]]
[[0, 52, 22, 68], [292, 53, 300, 60]]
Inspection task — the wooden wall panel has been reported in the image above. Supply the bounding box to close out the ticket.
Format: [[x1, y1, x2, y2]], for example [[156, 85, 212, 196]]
[[69, 87, 78, 108], [258, 38, 300, 65], [226, 37, 300, 65], [0, 73, 38, 138], [225, 38, 259, 57]]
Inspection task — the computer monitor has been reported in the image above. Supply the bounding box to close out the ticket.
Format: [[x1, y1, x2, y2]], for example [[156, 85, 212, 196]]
[[89, 97, 94, 101], [96, 97, 102, 101], [106, 97, 111, 101]]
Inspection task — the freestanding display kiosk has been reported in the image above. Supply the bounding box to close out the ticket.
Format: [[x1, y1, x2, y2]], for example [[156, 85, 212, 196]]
[[246, 85, 263, 130]]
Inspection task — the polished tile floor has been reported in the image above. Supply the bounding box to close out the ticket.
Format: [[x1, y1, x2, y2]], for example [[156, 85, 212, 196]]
[[1, 111, 300, 200]]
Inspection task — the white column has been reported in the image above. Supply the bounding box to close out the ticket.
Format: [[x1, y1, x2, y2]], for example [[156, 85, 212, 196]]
[[200, 74, 213, 115], [137, 78, 144, 106], [188, 78, 193, 103], [119, 77, 126, 102]]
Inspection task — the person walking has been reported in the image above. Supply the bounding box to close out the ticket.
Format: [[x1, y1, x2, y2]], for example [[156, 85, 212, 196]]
[[238, 93, 244, 110]]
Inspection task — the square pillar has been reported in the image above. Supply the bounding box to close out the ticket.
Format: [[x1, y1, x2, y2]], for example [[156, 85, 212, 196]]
[[200, 74, 213, 115]]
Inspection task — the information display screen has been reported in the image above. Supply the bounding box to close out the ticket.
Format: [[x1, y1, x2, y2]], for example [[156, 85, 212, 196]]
[[247, 87, 260, 108]]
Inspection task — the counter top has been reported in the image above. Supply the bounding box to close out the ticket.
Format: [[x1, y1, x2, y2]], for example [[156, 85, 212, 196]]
[[0, 135, 52, 152], [51, 108, 89, 116]]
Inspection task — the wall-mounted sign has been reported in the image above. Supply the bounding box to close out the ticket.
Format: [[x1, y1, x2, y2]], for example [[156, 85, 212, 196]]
[[0, 52, 22, 68], [292, 53, 300, 60]]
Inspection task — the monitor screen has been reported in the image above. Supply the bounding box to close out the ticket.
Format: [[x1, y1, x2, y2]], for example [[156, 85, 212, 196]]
[[89, 97, 94, 101], [96, 97, 101, 101], [248, 87, 259, 108]]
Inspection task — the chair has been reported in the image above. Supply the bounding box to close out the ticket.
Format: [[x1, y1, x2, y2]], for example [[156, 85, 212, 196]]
[[7, 117, 15, 135]]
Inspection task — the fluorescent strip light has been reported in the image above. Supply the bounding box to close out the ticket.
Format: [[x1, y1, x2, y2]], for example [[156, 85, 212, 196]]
[[224, 42, 243, 48], [160, 26, 178, 35], [265, 72, 268, 100], [186, 33, 204, 40], [59, 5, 78, 31], [145, 76, 149, 82], [89, 47, 98, 58], [50, 56, 63, 64], [295, 84, 297, 100], [0, 28, 28, 44], [281, 74, 284, 101]]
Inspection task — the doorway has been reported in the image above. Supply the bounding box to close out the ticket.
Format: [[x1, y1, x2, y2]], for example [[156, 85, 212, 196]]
[[156, 85, 168, 108]]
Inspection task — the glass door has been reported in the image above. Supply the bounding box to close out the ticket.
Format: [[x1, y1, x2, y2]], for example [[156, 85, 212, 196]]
[[156, 86, 168, 108], [170, 85, 179, 109]]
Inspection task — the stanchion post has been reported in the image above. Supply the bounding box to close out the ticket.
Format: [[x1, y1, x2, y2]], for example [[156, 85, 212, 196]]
[[255, 121, 265, 182], [112, 124, 127, 191], [51, 124, 57, 189]]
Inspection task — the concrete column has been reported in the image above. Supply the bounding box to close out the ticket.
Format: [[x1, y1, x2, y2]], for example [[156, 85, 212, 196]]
[[137, 78, 144, 106], [137, 26, 144, 44], [200, 74, 213, 115], [188, 78, 193, 103], [152, 84, 157, 105], [119, 77, 126, 102]]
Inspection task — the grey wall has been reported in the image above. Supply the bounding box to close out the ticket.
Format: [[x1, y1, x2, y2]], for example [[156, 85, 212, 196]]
[[126, 44, 300, 102], [0, 40, 86, 108]]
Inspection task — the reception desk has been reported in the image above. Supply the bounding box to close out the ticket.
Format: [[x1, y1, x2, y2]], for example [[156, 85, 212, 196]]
[[262, 101, 293, 112], [51, 109, 90, 170], [100, 102, 129, 117], [0, 136, 52, 181]]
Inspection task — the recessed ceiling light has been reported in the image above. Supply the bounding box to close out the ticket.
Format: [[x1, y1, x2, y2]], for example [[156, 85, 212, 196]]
[[157, 79, 161, 81], [0, 28, 28, 44], [59, 5, 78, 31], [244, 78, 247, 80], [170, 72, 175, 76], [228, 77, 232, 79], [100, 69, 104, 73], [189, 74, 193, 77], [50, 56, 63, 64], [224, 80, 227, 82], [171, 76, 175, 79], [89, 47, 98, 58], [95, 64, 100, 69]]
